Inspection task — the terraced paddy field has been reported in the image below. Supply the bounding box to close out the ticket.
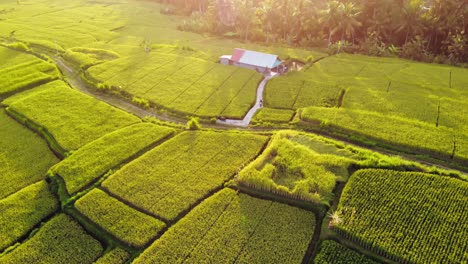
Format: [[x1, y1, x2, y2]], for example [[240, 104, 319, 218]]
[[0, 0, 467, 263]]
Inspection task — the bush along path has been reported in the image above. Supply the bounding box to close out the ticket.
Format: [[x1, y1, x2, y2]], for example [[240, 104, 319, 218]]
[[217, 72, 278, 127]]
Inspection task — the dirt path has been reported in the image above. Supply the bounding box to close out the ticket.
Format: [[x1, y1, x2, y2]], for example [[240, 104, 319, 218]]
[[217, 73, 276, 127], [51, 55, 466, 174]]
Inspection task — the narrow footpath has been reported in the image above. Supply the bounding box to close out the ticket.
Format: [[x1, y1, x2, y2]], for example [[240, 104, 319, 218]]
[[217, 73, 277, 127]]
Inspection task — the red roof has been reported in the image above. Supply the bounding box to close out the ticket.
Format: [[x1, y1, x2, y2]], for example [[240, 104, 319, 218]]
[[231, 48, 245, 62]]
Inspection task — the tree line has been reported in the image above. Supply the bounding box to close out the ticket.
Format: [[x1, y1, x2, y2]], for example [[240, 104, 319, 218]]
[[157, 0, 467, 65]]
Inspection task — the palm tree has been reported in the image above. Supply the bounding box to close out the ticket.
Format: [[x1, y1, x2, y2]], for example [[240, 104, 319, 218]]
[[319, 0, 341, 46], [336, 2, 362, 44], [320, 1, 361, 45], [396, 0, 424, 45]]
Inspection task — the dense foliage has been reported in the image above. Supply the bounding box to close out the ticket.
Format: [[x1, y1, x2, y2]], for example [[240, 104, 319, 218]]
[[50, 122, 175, 195], [0, 214, 103, 264], [75, 189, 166, 248], [314, 240, 379, 264], [332, 169, 468, 263], [134, 188, 316, 264], [0, 109, 58, 199], [160, 0, 467, 64], [3, 80, 140, 150], [0, 181, 58, 251], [102, 131, 268, 221]]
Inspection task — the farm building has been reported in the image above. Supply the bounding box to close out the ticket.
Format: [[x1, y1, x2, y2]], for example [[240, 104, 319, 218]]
[[220, 48, 285, 74]]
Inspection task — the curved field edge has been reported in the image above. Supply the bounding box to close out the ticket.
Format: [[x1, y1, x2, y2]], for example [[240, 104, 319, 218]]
[[298, 108, 468, 171]]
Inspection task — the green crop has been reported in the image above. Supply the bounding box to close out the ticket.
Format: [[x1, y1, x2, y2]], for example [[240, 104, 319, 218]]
[[0, 181, 59, 251], [50, 122, 175, 195], [314, 240, 378, 264], [252, 108, 295, 124], [75, 189, 166, 248], [93, 247, 130, 264], [102, 131, 268, 221], [332, 169, 468, 263], [0, 59, 59, 97], [301, 107, 468, 164], [237, 131, 350, 204], [0, 109, 58, 199], [134, 188, 316, 264], [0, 214, 103, 264], [4, 80, 140, 150]]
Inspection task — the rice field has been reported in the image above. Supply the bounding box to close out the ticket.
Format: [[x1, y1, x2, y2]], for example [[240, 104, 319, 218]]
[[134, 188, 316, 264], [3, 80, 140, 151], [50, 122, 175, 195], [0, 214, 103, 264], [101, 131, 268, 221], [0, 181, 59, 252], [0, 109, 59, 199]]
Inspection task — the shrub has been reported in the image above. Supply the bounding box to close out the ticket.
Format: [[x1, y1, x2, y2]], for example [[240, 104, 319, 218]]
[[186, 117, 201, 130]]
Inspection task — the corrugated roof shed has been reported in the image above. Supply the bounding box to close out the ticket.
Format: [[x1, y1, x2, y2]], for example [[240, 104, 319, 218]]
[[231, 48, 279, 68]]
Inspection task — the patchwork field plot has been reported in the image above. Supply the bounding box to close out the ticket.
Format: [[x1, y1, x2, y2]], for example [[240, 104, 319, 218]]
[[301, 107, 468, 164], [0, 0, 125, 49], [0, 46, 59, 97], [3, 80, 140, 151], [0, 181, 58, 252], [268, 54, 468, 128], [93, 247, 130, 264], [252, 108, 295, 124], [314, 240, 378, 264], [75, 189, 166, 248], [134, 188, 316, 264], [102, 131, 268, 221], [50, 122, 175, 195], [87, 51, 263, 118], [0, 109, 58, 199], [0, 214, 103, 264], [332, 169, 468, 263], [238, 131, 352, 204]]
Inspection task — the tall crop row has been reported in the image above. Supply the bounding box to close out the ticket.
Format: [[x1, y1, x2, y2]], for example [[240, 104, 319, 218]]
[[134, 188, 315, 264], [3, 80, 140, 150], [102, 131, 268, 221], [332, 169, 468, 263], [314, 240, 379, 264], [75, 189, 166, 248], [50, 122, 175, 195], [0, 214, 103, 264]]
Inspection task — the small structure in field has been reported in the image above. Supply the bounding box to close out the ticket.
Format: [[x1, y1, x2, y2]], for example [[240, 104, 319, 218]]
[[220, 48, 286, 74]]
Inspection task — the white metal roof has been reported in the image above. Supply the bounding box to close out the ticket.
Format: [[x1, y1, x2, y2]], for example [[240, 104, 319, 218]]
[[233, 49, 279, 68]]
